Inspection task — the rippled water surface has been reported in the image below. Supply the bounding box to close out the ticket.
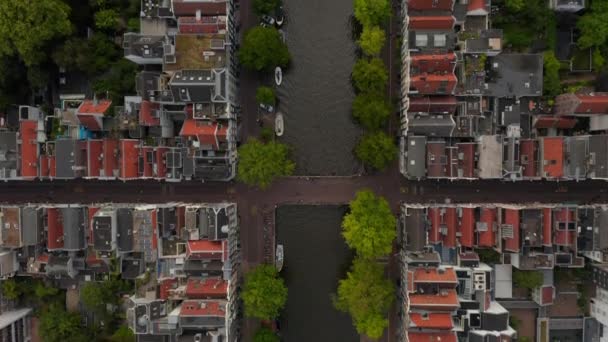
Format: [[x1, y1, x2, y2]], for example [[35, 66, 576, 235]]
[[276, 205, 358, 341], [277, 0, 361, 175]]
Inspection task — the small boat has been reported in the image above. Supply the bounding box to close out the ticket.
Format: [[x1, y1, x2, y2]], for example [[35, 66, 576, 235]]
[[275, 6, 285, 27], [275, 66, 283, 86], [275, 113, 284, 137], [275, 244, 284, 271]]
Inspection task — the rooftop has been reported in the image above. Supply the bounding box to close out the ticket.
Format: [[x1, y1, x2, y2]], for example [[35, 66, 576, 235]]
[[165, 34, 226, 71], [413, 267, 458, 283]]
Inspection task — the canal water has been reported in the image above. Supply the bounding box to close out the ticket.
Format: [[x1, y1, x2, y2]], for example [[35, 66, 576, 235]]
[[276, 0, 361, 176], [276, 205, 359, 341]]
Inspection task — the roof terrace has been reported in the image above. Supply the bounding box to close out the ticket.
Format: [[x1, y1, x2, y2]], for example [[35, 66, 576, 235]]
[[164, 34, 226, 71]]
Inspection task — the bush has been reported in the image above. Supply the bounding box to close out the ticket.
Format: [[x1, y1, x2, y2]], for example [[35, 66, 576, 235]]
[[513, 270, 543, 290], [239, 27, 290, 71], [355, 131, 397, 170], [352, 58, 388, 94]]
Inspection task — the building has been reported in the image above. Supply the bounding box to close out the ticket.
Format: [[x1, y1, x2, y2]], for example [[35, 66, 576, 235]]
[[0, 308, 33, 342]]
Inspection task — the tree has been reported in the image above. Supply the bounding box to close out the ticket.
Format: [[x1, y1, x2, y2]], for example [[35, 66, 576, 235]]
[[594, 48, 606, 72], [505, 0, 525, 12], [543, 51, 561, 97], [0, 0, 72, 66], [352, 58, 388, 94], [355, 131, 397, 171], [342, 189, 396, 258], [354, 0, 390, 27], [242, 264, 288, 320], [39, 304, 89, 342], [352, 93, 391, 129], [254, 326, 279, 342], [80, 282, 110, 313], [237, 139, 295, 189], [53, 34, 120, 77], [109, 325, 135, 342], [94, 59, 138, 104], [335, 258, 394, 339], [577, 2, 608, 49], [253, 0, 280, 16], [358, 26, 385, 56], [239, 27, 290, 71], [513, 270, 543, 290], [2, 279, 20, 300], [95, 9, 119, 31], [256, 86, 276, 106]]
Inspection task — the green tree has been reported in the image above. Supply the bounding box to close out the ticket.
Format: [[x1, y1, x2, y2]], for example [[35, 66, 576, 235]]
[[352, 58, 388, 94], [34, 281, 59, 299], [53, 34, 120, 77], [577, 2, 608, 49], [593, 48, 606, 72], [352, 93, 391, 129], [342, 189, 396, 258], [127, 18, 140, 32], [355, 131, 397, 171], [335, 258, 394, 339], [238, 139, 295, 189], [242, 264, 288, 320], [256, 86, 276, 106], [354, 0, 391, 27], [505, 0, 525, 12], [239, 27, 290, 71], [513, 270, 543, 290], [39, 304, 89, 342], [95, 9, 119, 30], [358, 26, 386, 56], [543, 51, 561, 97], [253, 0, 280, 16], [254, 326, 279, 342], [94, 59, 138, 104], [109, 325, 135, 342], [2, 279, 20, 300], [0, 0, 72, 66], [80, 282, 110, 313]]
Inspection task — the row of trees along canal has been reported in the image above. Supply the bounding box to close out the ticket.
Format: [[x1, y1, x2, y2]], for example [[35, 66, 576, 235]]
[[351, 0, 397, 171]]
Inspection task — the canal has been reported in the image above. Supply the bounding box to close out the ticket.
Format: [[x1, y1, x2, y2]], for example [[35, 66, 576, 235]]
[[276, 0, 361, 176], [276, 205, 358, 341]]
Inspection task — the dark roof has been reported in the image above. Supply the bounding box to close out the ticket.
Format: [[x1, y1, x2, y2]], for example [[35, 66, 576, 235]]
[[117, 208, 134, 252], [0, 131, 18, 178], [61, 207, 86, 251], [565, 136, 589, 179], [121, 255, 144, 279], [21, 207, 42, 246], [123, 33, 166, 59], [404, 207, 427, 252], [589, 135, 608, 179], [406, 136, 427, 179], [407, 113, 456, 137], [55, 139, 82, 179], [481, 54, 543, 97], [93, 215, 114, 251]]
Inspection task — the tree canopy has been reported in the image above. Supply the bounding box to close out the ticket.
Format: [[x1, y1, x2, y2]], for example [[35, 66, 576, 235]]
[[342, 189, 396, 258], [256, 86, 276, 106], [239, 27, 290, 71], [355, 131, 397, 171], [577, 2, 608, 49], [253, 0, 281, 16], [543, 50, 561, 97], [335, 258, 394, 339], [0, 0, 72, 66], [95, 8, 119, 31], [238, 139, 295, 189], [352, 93, 391, 129], [2, 279, 20, 300], [254, 326, 280, 342], [39, 304, 89, 342], [109, 325, 135, 342], [242, 264, 288, 320], [352, 58, 388, 94], [354, 0, 391, 27], [81, 281, 111, 313], [513, 270, 543, 290], [53, 34, 120, 76], [505, 0, 525, 12], [358, 26, 386, 56]]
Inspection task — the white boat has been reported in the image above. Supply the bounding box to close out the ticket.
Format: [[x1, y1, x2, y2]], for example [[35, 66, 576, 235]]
[[275, 244, 284, 271], [275, 113, 284, 136], [275, 66, 283, 86]]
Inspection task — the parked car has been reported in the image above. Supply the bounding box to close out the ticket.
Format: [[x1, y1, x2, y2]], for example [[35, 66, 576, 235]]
[[261, 15, 276, 26], [259, 103, 275, 113]]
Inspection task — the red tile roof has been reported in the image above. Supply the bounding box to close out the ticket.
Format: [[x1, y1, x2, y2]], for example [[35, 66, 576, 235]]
[[185, 278, 228, 299], [429, 208, 441, 244], [543, 208, 552, 246], [140, 146, 154, 178], [574, 94, 608, 114], [408, 16, 455, 30], [119, 139, 139, 180], [411, 54, 456, 74], [409, 312, 453, 330], [155, 147, 169, 179], [408, 0, 454, 11], [540, 285, 554, 306], [554, 230, 576, 246], [78, 100, 112, 114], [520, 139, 538, 178], [534, 116, 577, 129], [467, 0, 488, 14], [179, 300, 226, 317], [427, 141, 447, 178], [408, 96, 458, 113], [457, 143, 476, 178], [503, 209, 520, 252], [444, 208, 457, 247], [19, 120, 38, 179], [172, 0, 227, 16], [49, 155, 56, 177], [102, 139, 119, 178], [411, 74, 458, 95], [541, 137, 564, 179], [139, 100, 160, 126], [86, 140, 103, 178], [159, 278, 177, 300], [151, 209, 158, 250], [408, 332, 457, 342], [459, 207, 475, 247], [78, 115, 103, 131], [413, 267, 458, 283], [180, 120, 228, 149], [186, 240, 226, 261], [409, 289, 459, 309], [39, 155, 50, 178], [47, 208, 63, 250], [178, 16, 227, 34], [477, 208, 496, 247]]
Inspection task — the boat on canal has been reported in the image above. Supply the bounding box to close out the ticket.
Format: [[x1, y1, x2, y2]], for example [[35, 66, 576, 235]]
[[275, 66, 283, 86], [275, 113, 284, 136], [275, 244, 284, 271]]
